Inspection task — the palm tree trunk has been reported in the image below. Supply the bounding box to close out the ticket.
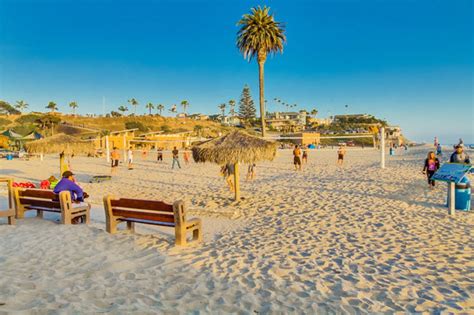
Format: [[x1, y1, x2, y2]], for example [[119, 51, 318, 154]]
[[258, 59, 266, 138]]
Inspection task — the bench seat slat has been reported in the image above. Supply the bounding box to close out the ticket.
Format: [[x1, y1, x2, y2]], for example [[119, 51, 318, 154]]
[[118, 218, 175, 227], [110, 199, 173, 212], [112, 209, 175, 223], [20, 198, 61, 209], [19, 190, 56, 198], [25, 206, 61, 213]]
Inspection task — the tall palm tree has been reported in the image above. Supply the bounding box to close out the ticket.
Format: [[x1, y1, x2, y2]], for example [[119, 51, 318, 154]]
[[46, 101, 58, 113], [228, 99, 236, 117], [15, 100, 29, 113], [219, 103, 226, 118], [157, 104, 165, 116], [180, 100, 189, 116], [69, 101, 78, 116], [128, 98, 139, 115], [118, 106, 128, 115], [146, 102, 154, 115], [237, 6, 286, 137]]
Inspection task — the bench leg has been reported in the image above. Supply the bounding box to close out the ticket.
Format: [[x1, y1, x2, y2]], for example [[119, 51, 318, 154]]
[[106, 217, 118, 234], [62, 211, 71, 224], [175, 225, 186, 246], [193, 225, 202, 243], [8, 215, 15, 225], [126, 221, 135, 233], [37, 210, 43, 218], [16, 208, 24, 219], [85, 207, 90, 224]]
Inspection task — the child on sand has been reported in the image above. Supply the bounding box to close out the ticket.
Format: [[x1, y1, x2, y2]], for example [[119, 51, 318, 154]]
[[337, 145, 346, 166], [157, 148, 163, 162], [183, 150, 190, 164], [423, 151, 440, 188], [127, 147, 134, 170], [302, 147, 308, 164], [293, 145, 302, 171]]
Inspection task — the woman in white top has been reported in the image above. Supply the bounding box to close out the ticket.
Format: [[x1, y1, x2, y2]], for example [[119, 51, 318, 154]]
[[127, 148, 134, 169]]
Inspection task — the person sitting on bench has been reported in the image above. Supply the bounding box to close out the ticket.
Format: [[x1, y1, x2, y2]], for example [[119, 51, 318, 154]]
[[54, 171, 86, 202]]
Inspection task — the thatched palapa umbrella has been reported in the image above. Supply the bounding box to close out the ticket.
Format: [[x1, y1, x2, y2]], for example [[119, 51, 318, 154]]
[[25, 134, 95, 176], [192, 131, 277, 200]]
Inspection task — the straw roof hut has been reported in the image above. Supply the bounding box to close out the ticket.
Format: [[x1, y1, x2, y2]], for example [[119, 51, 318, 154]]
[[192, 131, 277, 200], [25, 134, 94, 175]]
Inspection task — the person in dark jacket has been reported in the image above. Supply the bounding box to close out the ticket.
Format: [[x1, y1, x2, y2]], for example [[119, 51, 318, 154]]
[[423, 151, 440, 188], [450, 145, 470, 164]]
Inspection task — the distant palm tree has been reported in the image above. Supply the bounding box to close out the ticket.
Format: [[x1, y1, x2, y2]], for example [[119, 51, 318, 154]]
[[118, 106, 128, 115], [180, 100, 189, 115], [228, 99, 236, 117], [219, 103, 226, 118], [146, 102, 154, 115], [311, 109, 318, 117], [237, 5, 286, 137], [15, 100, 29, 113], [169, 104, 177, 114], [128, 98, 139, 115], [157, 104, 164, 116], [69, 101, 78, 116], [46, 101, 58, 113]]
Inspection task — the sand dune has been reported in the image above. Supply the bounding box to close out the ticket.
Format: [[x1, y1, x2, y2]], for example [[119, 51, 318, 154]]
[[0, 147, 473, 313]]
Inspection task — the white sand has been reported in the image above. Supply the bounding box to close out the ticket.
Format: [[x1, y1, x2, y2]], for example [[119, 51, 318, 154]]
[[0, 147, 473, 313]]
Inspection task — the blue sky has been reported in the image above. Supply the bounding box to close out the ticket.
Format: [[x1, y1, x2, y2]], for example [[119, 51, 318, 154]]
[[0, 0, 472, 143]]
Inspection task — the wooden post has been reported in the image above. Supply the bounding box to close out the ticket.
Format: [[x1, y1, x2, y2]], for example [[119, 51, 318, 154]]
[[123, 134, 127, 163], [234, 162, 240, 201], [40, 153, 44, 161], [105, 135, 110, 163], [59, 153, 68, 176], [380, 127, 385, 169], [449, 181, 455, 215], [372, 135, 376, 149]]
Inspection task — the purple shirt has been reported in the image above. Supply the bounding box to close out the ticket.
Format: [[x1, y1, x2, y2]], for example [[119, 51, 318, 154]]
[[53, 178, 84, 201]]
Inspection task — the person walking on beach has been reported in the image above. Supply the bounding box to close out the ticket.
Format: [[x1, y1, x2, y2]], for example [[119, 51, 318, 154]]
[[110, 147, 120, 174], [142, 149, 148, 160], [450, 145, 470, 164], [423, 151, 440, 189], [247, 163, 256, 181], [293, 145, 302, 171], [157, 148, 163, 162], [221, 163, 235, 191], [436, 143, 442, 156], [172, 146, 181, 169], [337, 145, 346, 166], [127, 147, 134, 170]]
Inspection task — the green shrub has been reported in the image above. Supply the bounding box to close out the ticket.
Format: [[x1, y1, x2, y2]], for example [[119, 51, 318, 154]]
[[125, 121, 147, 132]]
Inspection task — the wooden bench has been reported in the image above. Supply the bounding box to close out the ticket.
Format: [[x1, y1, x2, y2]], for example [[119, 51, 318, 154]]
[[0, 178, 15, 225], [103, 195, 202, 246], [13, 188, 90, 224]]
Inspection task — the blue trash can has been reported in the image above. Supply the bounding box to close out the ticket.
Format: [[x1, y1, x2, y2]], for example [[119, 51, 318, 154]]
[[6, 154, 13, 160], [447, 177, 471, 211]]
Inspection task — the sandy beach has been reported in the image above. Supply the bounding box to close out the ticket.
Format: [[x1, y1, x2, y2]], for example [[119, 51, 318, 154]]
[[0, 146, 473, 313]]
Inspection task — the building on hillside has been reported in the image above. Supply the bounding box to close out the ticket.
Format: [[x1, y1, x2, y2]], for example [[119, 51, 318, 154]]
[[222, 115, 242, 126], [266, 111, 308, 132], [188, 113, 209, 121], [385, 126, 403, 146], [283, 132, 321, 146], [176, 113, 186, 118], [307, 117, 332, 126]]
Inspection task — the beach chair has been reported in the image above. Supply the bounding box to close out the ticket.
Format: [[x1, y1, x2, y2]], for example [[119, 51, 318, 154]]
[[0, 178, 15, 225], [103, 195, 202, 246], [13, 188, 90, 224]]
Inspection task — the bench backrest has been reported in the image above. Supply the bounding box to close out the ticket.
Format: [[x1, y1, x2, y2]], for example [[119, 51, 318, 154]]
[[15, 189, 61, 210], [105, 196, 186, 225]]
